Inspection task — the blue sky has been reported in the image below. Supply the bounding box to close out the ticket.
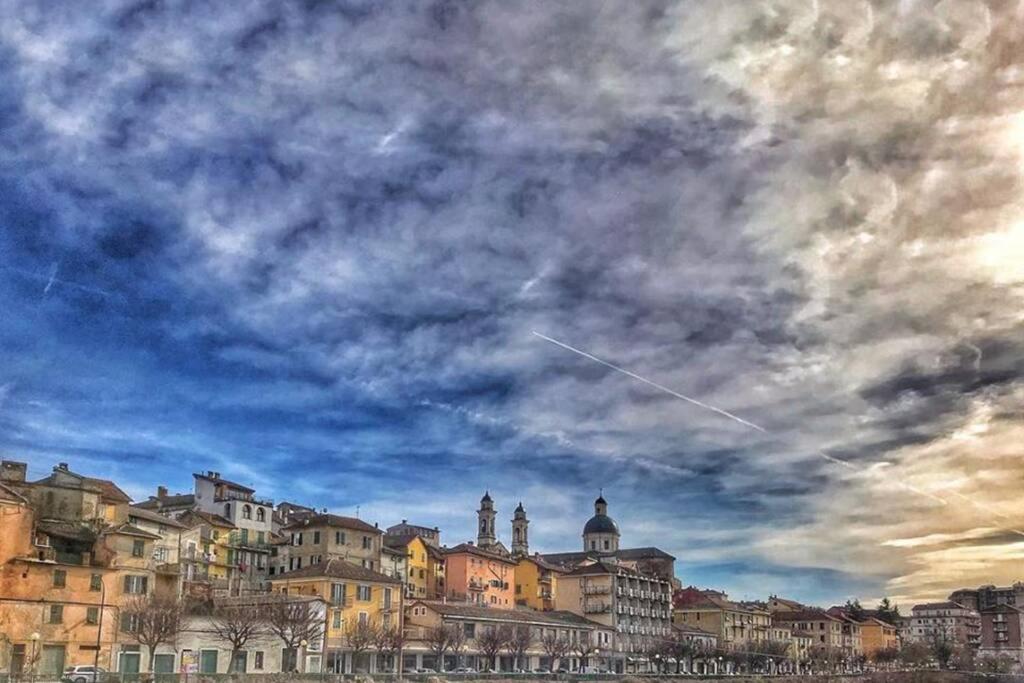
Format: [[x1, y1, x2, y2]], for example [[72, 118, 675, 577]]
[[2, 0, 1024, 608]]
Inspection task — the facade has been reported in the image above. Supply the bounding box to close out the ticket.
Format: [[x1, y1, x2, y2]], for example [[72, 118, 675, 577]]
[[385, 520, 441, 548], [555, 559, 672, 672], [403, 600, 613, 672], [380, 545, 408, 584], [514, 554, 564, 611], [672, 587, 770, 651], [383, 534, 445, 600], [906, 601, 981, 649], [269, 558, 403, 674], [770, 610, 845, 650], [978, 604, 1024, 668], [950, 584, 1024, 613], [281, 513, 384, 573], [443, 543, 516, 608]]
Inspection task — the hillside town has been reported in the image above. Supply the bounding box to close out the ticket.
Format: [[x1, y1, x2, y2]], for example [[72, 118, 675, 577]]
[[1, 459, 1020, 679]]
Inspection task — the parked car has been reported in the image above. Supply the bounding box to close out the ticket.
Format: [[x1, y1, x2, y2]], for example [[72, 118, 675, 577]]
[[416, 668, 437, 674], [454, 666, 477, 673], [62, 666, 106, 683], [532, 667, 551, 674], [402, 667, 419, 674]]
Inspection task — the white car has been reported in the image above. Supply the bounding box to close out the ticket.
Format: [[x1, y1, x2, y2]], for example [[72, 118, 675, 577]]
[[63, 666, 106, 683]]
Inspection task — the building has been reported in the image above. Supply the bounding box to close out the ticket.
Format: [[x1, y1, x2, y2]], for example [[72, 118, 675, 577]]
[[403, 600, 613, 672], [767, 595, 806, 613], [770, 609, 845, 650], [950, 584, 1024, 613], [269, 558, 403, 674], [380, 545, 408, 586], [978, 604, 1024, 669], [383, 534, 445, 600], [672, 587, 770, 651], [133, 486, 196, 517], [823, 607, 897, 658], [514, 554, 564, 611], [176, 509, 237, 596], [443, 543, 516, 608], [555, 559, 673, 672], [386, 520, 441, 548], [280, 513, 384, 573], [906, 602, 981, 649], [539, 497, 675, 583]]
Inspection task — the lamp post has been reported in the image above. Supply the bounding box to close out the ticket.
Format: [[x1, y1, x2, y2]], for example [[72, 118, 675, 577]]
[[29, 632, 40, 683], [593, 648, 600, 673], [654, 653, 660, 674], [299, 639, 308, 674], [93, 575, 106, 680]]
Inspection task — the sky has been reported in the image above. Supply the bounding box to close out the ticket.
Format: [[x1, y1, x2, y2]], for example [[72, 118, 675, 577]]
[[1, 0, 1023, 609]]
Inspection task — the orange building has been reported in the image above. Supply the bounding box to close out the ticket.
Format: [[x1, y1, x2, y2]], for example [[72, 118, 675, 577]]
[[442, 543, 516, 608]]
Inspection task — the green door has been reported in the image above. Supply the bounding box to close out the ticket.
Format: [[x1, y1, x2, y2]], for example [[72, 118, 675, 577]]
[[153, 654, 175, 673], [200, 650, 218, 674], [120, 652, 141, 674], [40, 646, 66, 677]]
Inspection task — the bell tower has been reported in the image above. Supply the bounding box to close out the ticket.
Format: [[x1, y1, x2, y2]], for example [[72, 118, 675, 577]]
[[511, 502, 529, 557], [477, 491, 496, 548]]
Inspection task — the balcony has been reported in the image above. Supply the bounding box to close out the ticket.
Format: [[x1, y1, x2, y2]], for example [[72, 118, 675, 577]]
[[584, 603, 612, 614], [468, 578, 486, 592], [583, 585, 611, 595]]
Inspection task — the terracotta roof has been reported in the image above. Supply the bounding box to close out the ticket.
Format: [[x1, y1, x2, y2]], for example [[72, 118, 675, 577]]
[[105, 523, 162, 539], [672, 622, 717, 637], [444, 543, 517, 564], [674, 589, 751, 613], [282, 513, 380, 534], [128, 506, 186, 529], [134, 493, 196, 510], [179, 509, 234, 528], [0, 482, 28, 504], [383, 533, 421, 549], [193, 472, 255, 493], [413, 601, 604, 628], [271, 558, 402, 584], [563, 559, 654, 578], [913, 601, 972, 611], [36, 520, 98, 543], [616, 547, 676, 561], [519, 555, 567, 572], [84, 477, 131, 503], [772, 609, 841, 623]]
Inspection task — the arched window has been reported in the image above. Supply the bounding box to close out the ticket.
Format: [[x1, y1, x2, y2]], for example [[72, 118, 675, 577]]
[[224, 503, 231, 517], [603, 539, 610, 550], [256, 508, 265, 522], [480, 520, 487, 532], [514, 528, 521, 541], [242, 505, 252, 520]]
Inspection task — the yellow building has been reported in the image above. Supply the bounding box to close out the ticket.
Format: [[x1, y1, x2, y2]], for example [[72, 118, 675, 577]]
[[270, 558, 403, 674], [514, 554, 563, 611], [178, 510, 236, 590], [383, 534, 445, 600]]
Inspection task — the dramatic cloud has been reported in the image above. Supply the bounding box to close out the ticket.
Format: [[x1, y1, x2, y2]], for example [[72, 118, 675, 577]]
[[1, 0, 1021, 606]]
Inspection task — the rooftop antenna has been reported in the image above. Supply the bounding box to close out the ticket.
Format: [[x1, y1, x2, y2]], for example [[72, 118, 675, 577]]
[[356, 505, 361, 519]]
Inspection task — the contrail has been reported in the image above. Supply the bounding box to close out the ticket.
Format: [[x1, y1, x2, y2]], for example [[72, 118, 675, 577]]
[[531, 331, 767, 433], [532, 331, 1024, 535]]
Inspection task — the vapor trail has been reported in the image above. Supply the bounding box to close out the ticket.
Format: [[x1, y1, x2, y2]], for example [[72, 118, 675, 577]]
[[532, 329, 962, 511], [531, 331, 767, 433]]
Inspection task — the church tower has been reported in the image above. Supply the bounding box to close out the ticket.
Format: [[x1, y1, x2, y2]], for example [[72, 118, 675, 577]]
[[511, 502, 529, 557], [477, 491, 496, 548]]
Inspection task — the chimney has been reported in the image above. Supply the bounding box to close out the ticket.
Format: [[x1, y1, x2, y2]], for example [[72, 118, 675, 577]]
[[206, 470, 215, 478], [57, 462, 69, 471], [157, 486, 168, 499], [0, 460, 27, 483]]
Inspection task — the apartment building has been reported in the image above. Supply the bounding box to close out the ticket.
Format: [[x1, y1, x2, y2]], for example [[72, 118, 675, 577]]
[[906, 602, 981, 649], [556, 559, 672, 672], [280, 513, 384, 574], [979, 604, 1024, 668], [386, 520, 441, 548], [443, 543, 516, 608], [514, 554, 564, 611], [771, 610, 845, 650], [672, 587, 769, 651], [269, 558, 403, 674], [950, 584, 1024, 612], [403, 600, 613, 672], [383, 534, 445, 600]]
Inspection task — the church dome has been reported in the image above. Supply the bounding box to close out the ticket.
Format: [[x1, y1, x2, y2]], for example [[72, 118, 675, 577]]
[[583, 513, 620, 535]]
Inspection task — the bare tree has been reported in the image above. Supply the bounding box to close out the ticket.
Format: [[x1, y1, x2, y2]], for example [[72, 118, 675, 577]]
[[540, 631, 570, 671], [477, 625, 509, 672], [344, 619, 376, 673], [120, 595, 185, 672], [425, 624, 452, 671], [448, 624, 469, 670], [208, 602, 266, 673], [572, 632, 596, 672], [372, 620, 405, 673], [264, 597, 324, 672], [507, 624, 533, 671]]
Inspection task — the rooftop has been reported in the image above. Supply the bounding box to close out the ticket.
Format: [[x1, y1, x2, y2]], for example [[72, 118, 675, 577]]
[[282, 513, 381, 534], [444, 543, 518, 564], [128, 506, 187, 529], [193, 472, 255, 493], [413, 601, 605, 628], [271, 557, 402, 584]]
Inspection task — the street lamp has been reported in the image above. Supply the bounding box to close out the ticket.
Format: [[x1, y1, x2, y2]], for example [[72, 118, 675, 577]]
[[298, 640, 309, 674], [29, 632, 40, 683], [593, 648, 600, 673]]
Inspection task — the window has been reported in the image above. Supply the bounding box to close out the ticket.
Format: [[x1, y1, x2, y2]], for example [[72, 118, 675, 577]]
[[464, 623, 476, 638], [335, 531, 346, 545], [297, 533, 303, 546], [362, 536, 372, 550], [358, 611, 369, 626], [53, 569, 66, 588], [87, 607, 99, 625], [383, 588, 392, 609], [603, 540, 610, 550], [132, 540, 145, 557], [225, 503, 231, 517], [257, 531, 265, 545], [154, 547, 167, 562], [254, 652, 264, 670], [90, 574, 102, 591], [49, 605, 63, 623], [256, 508, 266, 522], [419, 569, 425, 579], [590, 541, 596, 550], [123, 575, 148, 594], [357, 585, 372, 601], [331, 583, 347, 606], [313, 531, 321, 544], [242, 505, 252, 520], [333, 611, 342, 629]]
